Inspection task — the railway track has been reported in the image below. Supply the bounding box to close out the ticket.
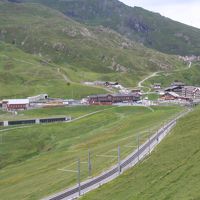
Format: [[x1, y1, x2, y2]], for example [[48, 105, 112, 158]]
[[43, 110, 190, 200]]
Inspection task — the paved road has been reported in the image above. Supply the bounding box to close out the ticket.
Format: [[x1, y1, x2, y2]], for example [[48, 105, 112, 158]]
[[43, 109, 190, 200]]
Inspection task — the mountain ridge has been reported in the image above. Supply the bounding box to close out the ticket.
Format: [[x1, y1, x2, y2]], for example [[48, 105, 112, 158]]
[[1, 0, 200, 98], [18, 0, 200, 56]]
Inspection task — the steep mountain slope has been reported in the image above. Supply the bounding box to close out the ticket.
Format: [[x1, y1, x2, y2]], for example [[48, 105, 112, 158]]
[[19, 0, 200, 56], [0, 1, 186, 96]]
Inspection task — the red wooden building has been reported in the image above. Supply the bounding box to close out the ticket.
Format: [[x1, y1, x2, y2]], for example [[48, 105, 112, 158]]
[[161, 92, 190, 101], [2, 99, 29, 111]]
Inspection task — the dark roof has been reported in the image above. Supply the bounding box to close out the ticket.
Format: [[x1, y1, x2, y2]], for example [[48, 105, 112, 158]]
[[88, 93, 140, 98], [164, 85, 181, 91], [112, 93, 140, 97], [88, 94, 109, 98]]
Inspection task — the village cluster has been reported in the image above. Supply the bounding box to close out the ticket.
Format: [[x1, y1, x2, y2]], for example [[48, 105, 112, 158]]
[[156, 81, 200, 103], [0, 81, 200, 112]]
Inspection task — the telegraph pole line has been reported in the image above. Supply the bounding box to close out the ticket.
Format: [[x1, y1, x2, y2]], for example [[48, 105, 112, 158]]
[[148, 131, 151, 155], [0, 134, 2, 145], [118, 145, 121, 174], [137, 134, 140, 162], [156, 129, 159, 143], [77, 158, 81, 196], [88, 149, 92, 177]]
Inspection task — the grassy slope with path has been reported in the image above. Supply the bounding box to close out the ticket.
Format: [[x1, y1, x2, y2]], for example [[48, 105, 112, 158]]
[[144, 62, 200, 88], [0, 1, 187, 99], [0, 105, 110, 121], [0, 42, 107, 99], [0, 106, 183, 200], [82, 106, 200, 200]]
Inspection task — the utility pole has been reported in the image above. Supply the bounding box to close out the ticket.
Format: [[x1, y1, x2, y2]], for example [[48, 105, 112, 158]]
[[77, 158, 81, 196], [72, 88, 74, 99], [137, 134, 140, 162], [148, 131, 151, 155], [0, 134, 2, 145], [118, 145, 121, 174], [88, 149, 92, 177]]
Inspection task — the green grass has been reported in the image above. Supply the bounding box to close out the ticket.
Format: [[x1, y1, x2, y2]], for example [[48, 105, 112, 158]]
[[0, 42, 107, 98], [0, 1, 187, 98], [145, 62, 200, 87], [0, 1, 199, 100], [0, 105, 110, 121], [82, 106, 200, 200], [0, 106, 183, 200], [143, 93, 160, 100]]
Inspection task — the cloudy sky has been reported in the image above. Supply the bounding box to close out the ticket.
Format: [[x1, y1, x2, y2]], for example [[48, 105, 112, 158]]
[[119, 0, 200, 29]]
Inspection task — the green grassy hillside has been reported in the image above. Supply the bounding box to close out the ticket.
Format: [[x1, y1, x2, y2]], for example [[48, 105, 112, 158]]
[[20, 0, 200, 56], [144, 62, 200, 87], [0, 42, 107, 98], [82, 106, 200, 200], [0, 1, 187, 99], [0, 106, 183, 200], [0, 105, 108, 121]]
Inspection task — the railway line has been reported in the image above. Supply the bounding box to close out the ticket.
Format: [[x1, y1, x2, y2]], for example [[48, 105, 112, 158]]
[[43, 110, 190, 200]]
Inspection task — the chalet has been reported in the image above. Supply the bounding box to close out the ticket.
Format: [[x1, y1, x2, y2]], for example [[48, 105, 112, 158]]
[[104, 82, 119, 86], [164, 85, 183, 95], [88, 93, 141, 105], [161, 92, 179, 100], [153, 83, 161, 90], [131, 89, 141, 93], [182, 86, 200, 99], [161, 92, 190, 101], [2, 99, 29, 111]]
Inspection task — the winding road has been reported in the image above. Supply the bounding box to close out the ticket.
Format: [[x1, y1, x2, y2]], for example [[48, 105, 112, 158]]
[[137, 71, 160, 93], [43, 109, 190, 200], [138, 72, 159, 88]]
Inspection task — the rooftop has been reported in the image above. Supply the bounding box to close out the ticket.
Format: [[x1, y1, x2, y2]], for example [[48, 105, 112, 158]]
[[88, 93, 140, 98], [167, 92, 180, 98], [4, 99, 29, 104], [164, 86, 181, 91]]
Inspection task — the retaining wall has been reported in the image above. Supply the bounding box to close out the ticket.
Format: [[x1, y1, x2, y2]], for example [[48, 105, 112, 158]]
[[0, 117, 71, 127]]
